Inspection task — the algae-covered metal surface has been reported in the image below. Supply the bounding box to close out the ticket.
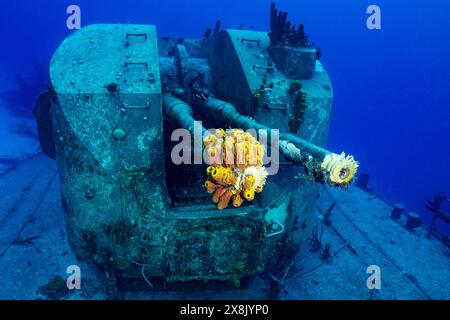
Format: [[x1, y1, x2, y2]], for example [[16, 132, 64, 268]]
[[0, 155, 448, 299], [43, 19, 352, 286]]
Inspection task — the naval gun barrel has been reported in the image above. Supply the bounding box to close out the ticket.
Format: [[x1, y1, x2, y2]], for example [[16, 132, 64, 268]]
[[201, 98, 359, 188], [162, 93, 208, 136], [162, 94, 358, 187]]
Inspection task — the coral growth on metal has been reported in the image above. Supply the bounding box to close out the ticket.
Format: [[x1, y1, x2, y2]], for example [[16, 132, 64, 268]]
[[204, 129, 268, 210]]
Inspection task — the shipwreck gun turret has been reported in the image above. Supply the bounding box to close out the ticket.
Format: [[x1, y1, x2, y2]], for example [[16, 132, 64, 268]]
[[37, 3, 358, 291]]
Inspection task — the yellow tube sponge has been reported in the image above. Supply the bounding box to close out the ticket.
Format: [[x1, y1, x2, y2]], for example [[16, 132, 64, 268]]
[[243, 188, 255, 201], [203, 128, 268, 209], [232, 193, 244, 207], [243, 175, 256, 189]]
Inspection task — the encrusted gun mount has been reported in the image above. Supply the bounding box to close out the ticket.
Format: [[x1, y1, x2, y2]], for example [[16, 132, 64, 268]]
[[37, 2, 358, 290]]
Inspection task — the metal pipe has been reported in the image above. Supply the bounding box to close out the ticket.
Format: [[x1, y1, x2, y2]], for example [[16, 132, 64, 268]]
[[202, 97, 328, 160], [162, 94, 358, 187], [200, 97, 359, 187], [162, 93, 207, 135]]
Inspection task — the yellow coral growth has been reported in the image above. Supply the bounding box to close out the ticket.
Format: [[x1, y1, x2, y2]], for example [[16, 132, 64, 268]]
[[321, 152, 359, 187], [203, 129, 268, 210]]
